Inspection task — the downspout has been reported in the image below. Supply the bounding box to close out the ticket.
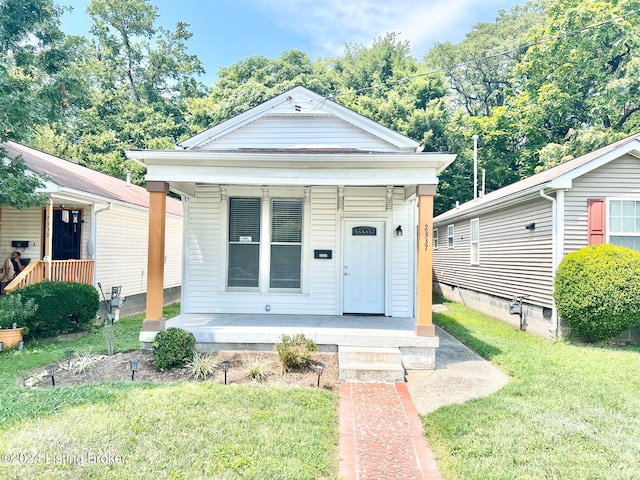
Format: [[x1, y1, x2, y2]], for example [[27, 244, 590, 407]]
[[91, 203, 112, 286], [539, 189, 559, 336]]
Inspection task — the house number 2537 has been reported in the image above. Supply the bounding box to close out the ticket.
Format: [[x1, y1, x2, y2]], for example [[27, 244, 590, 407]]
[[424, 224, 429, 251]]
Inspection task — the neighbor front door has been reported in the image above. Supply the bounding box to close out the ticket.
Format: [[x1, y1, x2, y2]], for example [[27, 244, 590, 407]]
[[343, 221, 385, 314]]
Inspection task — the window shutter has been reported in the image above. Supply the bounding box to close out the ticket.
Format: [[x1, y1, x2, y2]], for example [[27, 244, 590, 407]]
[[587, 198, 606, 245]]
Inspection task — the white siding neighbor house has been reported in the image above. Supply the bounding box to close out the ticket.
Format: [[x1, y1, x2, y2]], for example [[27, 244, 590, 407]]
[[1, 142, 182, 316], [128, 86, 456, 367], [432, 132, 640, 340]]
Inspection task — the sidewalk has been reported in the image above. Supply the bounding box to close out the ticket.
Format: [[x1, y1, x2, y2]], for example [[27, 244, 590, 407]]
[[339, 382, 441, 480], [338, 323, 509, 479]]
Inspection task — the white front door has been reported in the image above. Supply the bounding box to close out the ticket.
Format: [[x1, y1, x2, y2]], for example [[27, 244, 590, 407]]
[[343, 221, 385, 314]]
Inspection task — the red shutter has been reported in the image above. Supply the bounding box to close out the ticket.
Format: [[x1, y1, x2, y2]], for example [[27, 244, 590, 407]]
[[587, 198, 606, 245]]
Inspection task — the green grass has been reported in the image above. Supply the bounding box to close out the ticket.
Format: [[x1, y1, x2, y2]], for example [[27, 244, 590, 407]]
[[424, 299, 640, 480], [0, 304, 339, 479]]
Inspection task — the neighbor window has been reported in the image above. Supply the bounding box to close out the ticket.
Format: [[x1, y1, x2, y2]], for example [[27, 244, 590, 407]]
[[447, 224, 454, 248], [433, 228, 439, 249], [270, 199, 302, 288], [609, 200, 640, 251], [470, 218, 479, 265]]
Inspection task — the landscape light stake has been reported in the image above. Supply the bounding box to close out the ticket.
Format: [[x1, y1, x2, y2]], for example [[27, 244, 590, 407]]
[[130, 359, 139, 380], [65, 349, 74, 370], [314, 363, 325, 388], [221, 360, 231, 385], [0, 341, 3, 352], [46, 364, 57, 386], [17, 340, 23, 351]]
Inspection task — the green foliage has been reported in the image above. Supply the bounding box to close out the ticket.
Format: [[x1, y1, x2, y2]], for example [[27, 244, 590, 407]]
[[275, 333, 317, 372], [185, 350, 216, 380], [153, 327, 195, 370], [0, 152, 48, 208], [18, 281, 99, 339], [243, 354, 271, 382], [554, 244, 640, 341], [0, 293, 38, 332]]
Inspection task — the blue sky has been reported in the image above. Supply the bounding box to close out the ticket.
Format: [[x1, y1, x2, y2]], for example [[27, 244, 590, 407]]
[[60, 0, 524, 85]]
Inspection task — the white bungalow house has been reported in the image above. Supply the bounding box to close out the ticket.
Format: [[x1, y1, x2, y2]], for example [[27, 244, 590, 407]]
[[1, 142, 183, 316], [432, 132, 640, 340], [128, 86, 456, 370]]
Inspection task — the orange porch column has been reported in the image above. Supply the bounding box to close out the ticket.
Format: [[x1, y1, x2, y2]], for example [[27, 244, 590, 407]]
[[415, 184, 436, 337], [143, 181, 168, 332]]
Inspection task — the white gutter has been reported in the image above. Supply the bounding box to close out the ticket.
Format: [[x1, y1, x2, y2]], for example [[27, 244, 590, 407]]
[[91, 202, 112, 286], [539, 189, 559, 335]]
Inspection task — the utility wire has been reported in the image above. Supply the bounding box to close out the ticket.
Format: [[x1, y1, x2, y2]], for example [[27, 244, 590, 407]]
[[329, 8, 640, 99]]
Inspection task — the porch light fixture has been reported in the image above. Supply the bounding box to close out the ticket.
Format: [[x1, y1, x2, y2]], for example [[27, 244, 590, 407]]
[[395, 225, 403, 237], [314, 363, 325, 388], [129, 359, 139, 380], [46, 364, 57, 386], [525, 223, 535, 231], [65, 349, 74, 370], [221, 360, 231, 385]]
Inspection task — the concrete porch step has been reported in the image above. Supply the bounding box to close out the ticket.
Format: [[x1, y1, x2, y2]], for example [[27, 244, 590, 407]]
[[338, 346, 405, 382]]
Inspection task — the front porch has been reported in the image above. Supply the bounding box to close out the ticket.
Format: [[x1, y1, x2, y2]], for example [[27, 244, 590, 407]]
[[142, 313, 439, 374]]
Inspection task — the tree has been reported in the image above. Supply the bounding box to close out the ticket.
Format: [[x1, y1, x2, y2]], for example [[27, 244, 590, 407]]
[[0, 0, 71, 207], [33, 0, 206, 184]]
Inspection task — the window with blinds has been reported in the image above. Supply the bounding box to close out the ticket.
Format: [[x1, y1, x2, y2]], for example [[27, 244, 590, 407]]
[[228, 198, 261, 287], [270, 199, 302, 288]]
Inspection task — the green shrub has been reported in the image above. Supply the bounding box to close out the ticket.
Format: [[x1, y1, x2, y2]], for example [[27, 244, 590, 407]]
[[275, 333, 317, 372], [153, 327, 196, 370], [18, 281, 99, 339], [0, 293, 38, 333], [554, 244, 640, 341], [185, 351, 216, 380]]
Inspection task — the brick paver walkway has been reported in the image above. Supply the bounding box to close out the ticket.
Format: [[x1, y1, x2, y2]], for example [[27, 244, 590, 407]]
[[339, 382, 441, 480]]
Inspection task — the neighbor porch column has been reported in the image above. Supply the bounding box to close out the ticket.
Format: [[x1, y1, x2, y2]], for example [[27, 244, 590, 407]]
[[143, 181, 168, 332], [415, 184, 436, 337]]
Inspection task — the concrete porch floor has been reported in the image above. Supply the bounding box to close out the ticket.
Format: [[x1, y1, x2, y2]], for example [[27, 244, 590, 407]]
[[163, 313, 437, 349]]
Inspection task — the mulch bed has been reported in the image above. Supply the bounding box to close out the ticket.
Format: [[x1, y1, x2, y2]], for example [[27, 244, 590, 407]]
[[24, 350, 339, 391]]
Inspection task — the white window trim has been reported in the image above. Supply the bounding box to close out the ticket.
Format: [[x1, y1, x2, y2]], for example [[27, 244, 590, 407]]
[[433, 228, 439, 250], [606, 197, 640, 247], [447, 224, 455, 249], [470, 218, 479, 265], [221, 186, 307, 294]]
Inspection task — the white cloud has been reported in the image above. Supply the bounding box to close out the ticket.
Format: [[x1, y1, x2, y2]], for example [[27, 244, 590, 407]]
[[252, 0, 517, 57]]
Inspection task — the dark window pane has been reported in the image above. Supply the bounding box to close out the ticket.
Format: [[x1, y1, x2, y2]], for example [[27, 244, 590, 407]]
[[272, 199, 302, 243], [229, 198, 260, 242], [228, 244, 259, 287], [270, 245, 301, 288]]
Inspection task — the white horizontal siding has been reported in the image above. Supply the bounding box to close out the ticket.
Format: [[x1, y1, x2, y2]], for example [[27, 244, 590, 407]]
[[95, 205, 181, 297], [433, 194, 554, 307], [199, 116, 398, 152], [391, 188, 412, 316], [564, 154, 640, 255], [182, 185, 414, 316], [0, 207, 46, 260]]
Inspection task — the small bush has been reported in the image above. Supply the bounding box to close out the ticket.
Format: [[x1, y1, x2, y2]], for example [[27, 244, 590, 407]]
[[185, 351, 216, 380], [275, 333, 317, 372], [0, 293, 38, 333], [18, 282, 99, 339], [153, 327, 196, 370], [554, 244, 640, 341], [243, 354, 271, 382]]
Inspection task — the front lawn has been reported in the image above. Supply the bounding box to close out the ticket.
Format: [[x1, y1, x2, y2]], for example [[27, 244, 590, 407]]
[[425, 300, 640, 480], [0, 305, 339, 480]]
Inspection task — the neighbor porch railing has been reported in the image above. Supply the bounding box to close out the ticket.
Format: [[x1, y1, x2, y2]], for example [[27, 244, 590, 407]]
[[4, 259, 95, 294]]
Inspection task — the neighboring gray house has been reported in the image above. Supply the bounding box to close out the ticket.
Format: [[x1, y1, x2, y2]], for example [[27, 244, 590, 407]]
[[432, 132, 640, 340]]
